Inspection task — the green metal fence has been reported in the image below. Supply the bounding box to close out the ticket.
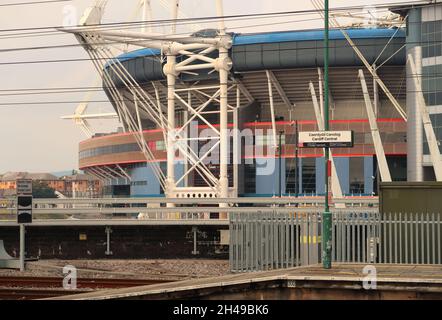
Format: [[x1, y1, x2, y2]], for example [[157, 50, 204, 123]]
[[229, 211, 442, 272]]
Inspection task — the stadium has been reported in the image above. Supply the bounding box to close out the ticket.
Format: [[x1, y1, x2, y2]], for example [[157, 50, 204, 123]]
[[73, 2, 440, 200]]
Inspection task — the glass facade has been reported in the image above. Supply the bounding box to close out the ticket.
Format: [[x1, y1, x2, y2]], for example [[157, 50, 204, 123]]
[[79, 143, 140, 159], [285, 158, 299, 195], [349, 157, 364, 194], [301, 158, 316, 194], [421, 6, 442, 155], [422, 20, 442, 59]]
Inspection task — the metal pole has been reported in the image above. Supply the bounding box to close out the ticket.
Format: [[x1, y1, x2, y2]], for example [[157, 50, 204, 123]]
[[322, 0, 332, 269], [166, 54, 176, 206], [295, 120, 298, 198], [279, 130, 283, 198], [19, 224, 25, 272]]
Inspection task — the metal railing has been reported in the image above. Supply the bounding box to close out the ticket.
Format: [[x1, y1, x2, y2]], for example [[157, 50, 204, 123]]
[[0, 197, 378, 223], [230, 211, 442, 272]]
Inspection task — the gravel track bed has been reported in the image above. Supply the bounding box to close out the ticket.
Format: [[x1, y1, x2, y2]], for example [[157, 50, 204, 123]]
[[0, 259, 230, 280]]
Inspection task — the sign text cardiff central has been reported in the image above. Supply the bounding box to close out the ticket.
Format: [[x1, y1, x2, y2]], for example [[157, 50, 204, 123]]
[[299, 131, 354, 148]]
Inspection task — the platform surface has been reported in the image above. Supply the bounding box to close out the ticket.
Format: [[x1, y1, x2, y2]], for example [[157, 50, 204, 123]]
[[45, 263, 442, 300]]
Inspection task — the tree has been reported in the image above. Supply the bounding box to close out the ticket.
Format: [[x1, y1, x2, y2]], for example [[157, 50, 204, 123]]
[[32, 181, 57, 198]]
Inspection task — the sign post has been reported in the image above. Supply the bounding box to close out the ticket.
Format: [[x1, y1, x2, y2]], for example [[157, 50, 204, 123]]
[[299, 130, 354, 267], [16, 179, 32, 271]]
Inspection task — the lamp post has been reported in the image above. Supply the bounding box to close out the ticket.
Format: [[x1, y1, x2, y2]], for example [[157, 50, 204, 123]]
[[322, 0, 332, 269], [279, 130, 284, 198], [294, 120, 299, 198]]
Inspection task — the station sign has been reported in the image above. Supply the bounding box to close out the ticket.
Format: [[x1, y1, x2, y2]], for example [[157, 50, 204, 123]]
[[299, 131, 354, 148], [16, 179, 32, 195], [16, 179, 33, 224]]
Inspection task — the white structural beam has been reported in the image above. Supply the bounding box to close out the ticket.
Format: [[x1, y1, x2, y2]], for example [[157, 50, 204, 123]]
[[358, 70, 392, 182], [309, 82, 345, 206], [266, 70, 292, 108], [406, 47, 423, 181], [171, 0, 179, 33], [217, 0, 229, 207], [408, 55, 442, 181], [141, 0, 153, 33], [318, 67, 335, 119], [233, 78, 254, 103], [266, 70, 278, 149], [164, 54, 177, 205]]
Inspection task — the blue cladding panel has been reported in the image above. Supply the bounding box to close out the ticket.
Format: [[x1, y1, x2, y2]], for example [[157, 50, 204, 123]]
[[315, 157, 351, 195], [175, 162, 185, 188], [334, 157, 350, 195], [130, 164, 161, 197], [113, 28, 405, 63], [316, 158, 324, 195], [232, 28, 405, 45], [364, 156, 374, 195], [255, 158, 285, 196]]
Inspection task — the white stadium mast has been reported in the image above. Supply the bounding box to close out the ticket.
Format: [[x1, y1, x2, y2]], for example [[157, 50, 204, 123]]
[[61, 0, 244, 206]]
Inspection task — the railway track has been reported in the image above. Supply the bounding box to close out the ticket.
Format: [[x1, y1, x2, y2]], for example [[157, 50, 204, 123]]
[[0, 288, 91, 300], [0, 276, 175, 299], [0, 276, 172, 289]]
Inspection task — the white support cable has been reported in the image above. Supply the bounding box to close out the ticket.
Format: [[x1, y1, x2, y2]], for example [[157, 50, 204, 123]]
[[374, 44, 406, 71], [173, 131, 221, 186], [194, 86, 236, 110], [358, 70, 392, 182], [66, 2, 236, 199], [115, 164, 132, 181], [104, 165, 128, 181], [172, 129, 221, 188], [311, 0, 407, 121], [70, 21, 169, 189], [151, 81, 167, 143], [100, 46, 167, 129], [173, 143, 220, 190], [86, 44, 167, 187], [175, 140, 221, 187], [94, 166, 115, 184], [174, 92, 221, 135], [408, 55, 442, 181], [84, 168, 104, 183], [133, 91, 146, 154], [174, 88, 221, 136], [87, 167, 108, 182], [372, 14, 407, 67]]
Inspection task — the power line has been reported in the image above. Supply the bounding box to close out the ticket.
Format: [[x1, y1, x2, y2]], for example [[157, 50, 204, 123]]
[[0, 0, 70, 7], [0, 1, 423, 35], [0, 12, 339, 40]]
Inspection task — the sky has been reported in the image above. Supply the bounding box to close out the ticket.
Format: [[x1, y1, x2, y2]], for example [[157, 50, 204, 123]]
[[0, 0, 417, 173]]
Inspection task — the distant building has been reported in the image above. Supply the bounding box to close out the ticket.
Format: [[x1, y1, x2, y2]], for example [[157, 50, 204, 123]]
[[0, 172, 102, 198]]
